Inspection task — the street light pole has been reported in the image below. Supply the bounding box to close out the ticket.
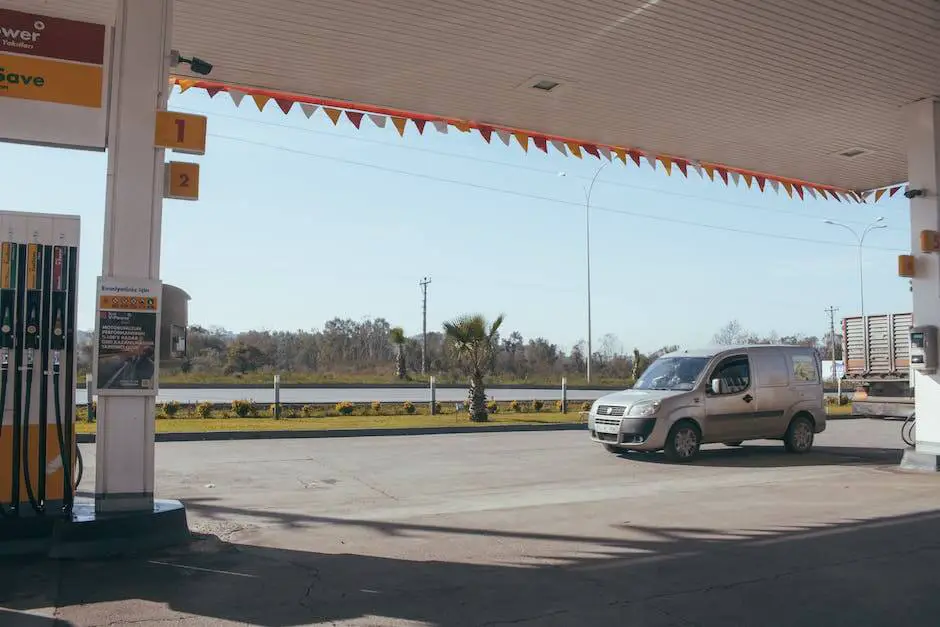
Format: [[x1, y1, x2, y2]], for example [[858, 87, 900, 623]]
[[560, 162, 610, 384], [823, 217, 886, 320]]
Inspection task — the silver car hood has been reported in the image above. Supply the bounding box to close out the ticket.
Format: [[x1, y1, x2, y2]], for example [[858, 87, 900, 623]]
[[596, 389, 686, 409]]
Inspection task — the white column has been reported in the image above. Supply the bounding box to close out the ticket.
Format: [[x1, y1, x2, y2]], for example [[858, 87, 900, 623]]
[[95, 0, 172, 513], [907, 98, 940, 456]]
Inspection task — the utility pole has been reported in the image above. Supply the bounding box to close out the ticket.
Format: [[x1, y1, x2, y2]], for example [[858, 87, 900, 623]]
[[825, 306, 839, 384], [420, 276, 431, 375]]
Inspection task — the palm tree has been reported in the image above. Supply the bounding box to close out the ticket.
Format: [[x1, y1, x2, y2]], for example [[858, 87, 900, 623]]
[[389, 326, 407, 379], [443, 313, 505, 421]]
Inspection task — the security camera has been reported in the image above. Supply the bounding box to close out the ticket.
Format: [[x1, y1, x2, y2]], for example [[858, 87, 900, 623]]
[[904, 188, 925, 199], [169, 49, 213, 76]]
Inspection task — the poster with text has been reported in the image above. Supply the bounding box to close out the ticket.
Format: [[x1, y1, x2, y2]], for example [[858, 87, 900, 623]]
[[93, 277, 161, 395]]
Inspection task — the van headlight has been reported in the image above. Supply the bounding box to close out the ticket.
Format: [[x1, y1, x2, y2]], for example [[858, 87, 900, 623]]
[[628, 400, 661, 417]]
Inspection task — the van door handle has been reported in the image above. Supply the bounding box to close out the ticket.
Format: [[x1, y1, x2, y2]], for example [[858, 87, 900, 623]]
[[743, 394, 753, 403]]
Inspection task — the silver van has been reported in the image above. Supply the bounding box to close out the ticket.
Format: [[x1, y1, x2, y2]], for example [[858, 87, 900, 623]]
[[589, 345, 826, 462]]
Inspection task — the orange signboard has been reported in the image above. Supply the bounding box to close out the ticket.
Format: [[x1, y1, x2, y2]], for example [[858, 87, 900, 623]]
[[0, 53, 102, 108], [155, 111, 207, 155], [165, 162, 200, 200], [99, 295, 159, 312]]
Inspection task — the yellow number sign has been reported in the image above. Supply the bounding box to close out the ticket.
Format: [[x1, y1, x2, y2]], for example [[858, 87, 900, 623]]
[[155, 110, 207, 155], [164, 162, 200, 200]]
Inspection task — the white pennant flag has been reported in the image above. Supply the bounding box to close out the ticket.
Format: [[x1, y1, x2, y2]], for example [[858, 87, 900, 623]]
[[432, 120, 448, 134], [228, 89, 246, 107], [300, 103, 318, 119], [807, 187, 817, 200], [496, 130, 512, 146], [368, 113, 387, 128], [550, 139, 567, 156], [598, 147, 613, 161], [645, 154, 657, 170], [730, 171, 741, 186], [692, 162, 703, 178], [770, 180, 780, 192]]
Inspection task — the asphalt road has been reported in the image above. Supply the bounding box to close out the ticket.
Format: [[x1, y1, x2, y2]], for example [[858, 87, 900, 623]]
[[4, 419, 940, 626]]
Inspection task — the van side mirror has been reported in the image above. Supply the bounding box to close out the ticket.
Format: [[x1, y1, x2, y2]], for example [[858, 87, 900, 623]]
[[710, 379, 724, 395]]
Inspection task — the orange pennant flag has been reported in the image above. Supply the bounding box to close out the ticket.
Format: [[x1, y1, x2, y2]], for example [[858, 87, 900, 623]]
[[702, 165, 716, 181], [513, 132, 529, 152], [742, 173, 753, 188], [452, 121, 471, 133], [874, 188, 887, 202], [324, 108, 343, 125], [392, 117, 408, 136], [566, 142, 583, 158], [613, 148, 627, 164], [177, 79, 197, 93], [659, 156, 673, 176], [252, 94, 271, 111], [783, 182, 793, 198]]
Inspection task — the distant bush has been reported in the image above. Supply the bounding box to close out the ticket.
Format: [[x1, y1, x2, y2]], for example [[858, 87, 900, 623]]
[[371, 401, 382, 414], [510, 400, 523, 413], [555, 400, 564, 412], [532, 399, 544, 413], [162, 401, 181, 418], [403, 401, 416, 414], [336, 401, 355, 416], [580, 401, 591, 412], [487, 400, 499, 413], [281, 405, 296, 418], [433, 402, 442, 414], [231, 400, 255, 418], [195, 402, 213, 419], [301, 404, 317, 417]]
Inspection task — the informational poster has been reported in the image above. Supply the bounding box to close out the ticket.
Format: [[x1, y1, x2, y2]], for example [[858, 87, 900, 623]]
[[0, 7, 111, 149], [93, 277, 162, 396]]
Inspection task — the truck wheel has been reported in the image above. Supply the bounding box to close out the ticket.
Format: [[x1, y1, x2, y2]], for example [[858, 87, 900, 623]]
[[784, 415, 814, 454], [664, 421, 701, 462]]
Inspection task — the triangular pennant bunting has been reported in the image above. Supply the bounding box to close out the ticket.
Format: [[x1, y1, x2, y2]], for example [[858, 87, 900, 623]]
[[692, 162, 703, 178], [497, 130, 512, 146], [413, 119, 426, 135], [345, 110, 364, 128], [550, 140, 568, 156], [206, 86, 222, 98], [730, 171, 741, 186], [717, 168, 729, 185], [659, 156, 673, 176], [675, 159, 688, 177], [795, 184, 804, 200], [177, 79, 197, 93], [228, 90, 246, 106], [514, 132, 529, 152], [614, 148, 627, 164], [742, 173, 753, 188], [756, 176, 766, 191], [628, 150, 642, 167], [367, 113, 386, 127], [301, 103, 319, 118], [807, 187, 817, 199], [889, 186, 901, 197], [645, 154, 657, 170], [275, 98, 293, 115], [583, 144, 600, 159], [566, 142, 582, 158], [770, 180, 780, 192], [452, 121, 471, 133], [703, 165, 715, 181], [783, 182, 793, 198], [534, 136, 548, 153], [598, 146, 612, 161], [432, 120, 448, 134], [392, 117, 407, 136], [324, 108, 342, 125], [252, 94, 270, 111], [478, 126, 493, 143], [874, 188, 887, 203]]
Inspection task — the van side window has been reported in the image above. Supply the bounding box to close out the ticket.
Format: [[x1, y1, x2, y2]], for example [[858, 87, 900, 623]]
[[710, 355, 750, 394], [791, 354, 819, 383]]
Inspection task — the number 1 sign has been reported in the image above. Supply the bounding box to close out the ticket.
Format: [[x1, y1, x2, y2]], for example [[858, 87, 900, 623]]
[[154, 110, 207, 155]]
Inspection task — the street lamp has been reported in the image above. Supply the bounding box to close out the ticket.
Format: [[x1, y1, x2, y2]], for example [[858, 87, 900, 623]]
[[559, 162, 610, 383], [823, 217, 887, 319]]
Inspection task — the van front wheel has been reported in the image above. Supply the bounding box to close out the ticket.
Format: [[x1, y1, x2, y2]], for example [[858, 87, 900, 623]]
[[664, 422, 701, 462], [784, 415, 815, 454]]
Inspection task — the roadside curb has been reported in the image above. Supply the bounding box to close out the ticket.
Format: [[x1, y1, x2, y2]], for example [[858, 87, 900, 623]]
[[76, 422, 588, 443]]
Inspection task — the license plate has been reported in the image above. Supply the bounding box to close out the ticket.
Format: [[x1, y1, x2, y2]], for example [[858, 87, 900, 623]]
[[594, 422, 620, 434]]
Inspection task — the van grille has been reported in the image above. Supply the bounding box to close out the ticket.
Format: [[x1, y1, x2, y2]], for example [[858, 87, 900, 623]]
[[596, 405, 625, 417], [594, 417, 621, 427]]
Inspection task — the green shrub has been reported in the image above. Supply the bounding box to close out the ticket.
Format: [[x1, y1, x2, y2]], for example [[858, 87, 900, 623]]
[[281, 405, 296, 418], [302, 404, 317, 417], [231, 399, 255, 418], [555, 400, 564, 412], [510, 400, 522, 413], [487, 400, 499, 413], [532, 399, 544, 413], [371, 401, 382, 414], [433, 402, 442, 414], [402, 401, 416, 414], [581, 401, 591, 412], [336, 401, 355, 416], [195, 402, 213, 419], [839, 394, 849, 406], [162, 401, 181, 418]]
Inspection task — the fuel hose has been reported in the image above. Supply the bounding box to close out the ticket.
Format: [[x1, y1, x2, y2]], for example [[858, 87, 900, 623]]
[[20, 353, 43, 514], [52, 358, 74, 512], [0, 357, 10, 517]]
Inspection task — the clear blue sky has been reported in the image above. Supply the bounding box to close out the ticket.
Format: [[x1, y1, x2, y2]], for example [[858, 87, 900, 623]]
[[0, 89, 912, 352]]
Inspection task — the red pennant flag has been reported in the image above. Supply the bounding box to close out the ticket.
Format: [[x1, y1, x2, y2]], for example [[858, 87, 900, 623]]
[[583, 144, 600, 159], [755, 176, 766, 191], [675, 159, 688, 177], [889, 186, 901, 197], [478, 126, 493, 143], [345, 111, 364, 128], [414, 119, 426, 134], [533, 136, 548, 153], [794, 184, 804, 200], [717, 168, 729, 185], [275, 98, 293, 114], [627, 150, 642, 167], [206, 86, 222, 98]]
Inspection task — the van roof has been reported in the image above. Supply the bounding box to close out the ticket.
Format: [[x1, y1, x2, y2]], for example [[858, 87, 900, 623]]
[[663, 345, 816, 359]]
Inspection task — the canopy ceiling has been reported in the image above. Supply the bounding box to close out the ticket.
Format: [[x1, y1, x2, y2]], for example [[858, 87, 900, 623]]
[[8, 0, 939, 192]]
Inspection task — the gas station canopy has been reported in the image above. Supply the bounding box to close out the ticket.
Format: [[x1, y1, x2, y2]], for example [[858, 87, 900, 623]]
[[8, 0, 938, 193]]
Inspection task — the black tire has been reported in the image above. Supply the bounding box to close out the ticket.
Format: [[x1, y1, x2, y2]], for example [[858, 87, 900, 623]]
[[784, 415, 815, 454], [901, 413, 916, 448], [603, 443, 621, 454], [725, 441, 743, 447], [664, 421, 701, 462]]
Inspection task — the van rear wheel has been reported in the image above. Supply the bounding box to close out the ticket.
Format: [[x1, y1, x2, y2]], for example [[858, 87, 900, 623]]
[[784, 415, 815, 454]]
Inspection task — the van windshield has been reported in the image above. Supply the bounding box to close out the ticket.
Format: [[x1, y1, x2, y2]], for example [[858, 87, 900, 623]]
[[634, 356, 711, 391]]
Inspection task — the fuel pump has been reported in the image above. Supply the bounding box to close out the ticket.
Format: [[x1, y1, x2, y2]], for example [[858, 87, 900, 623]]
[[0, 211, 80, 522]]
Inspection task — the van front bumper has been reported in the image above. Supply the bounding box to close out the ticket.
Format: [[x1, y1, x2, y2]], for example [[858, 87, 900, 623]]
[[590, 416, 662, 450]]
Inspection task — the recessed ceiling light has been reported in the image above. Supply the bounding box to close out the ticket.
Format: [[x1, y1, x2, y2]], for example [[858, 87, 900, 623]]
[[531, 79, 560, 91]]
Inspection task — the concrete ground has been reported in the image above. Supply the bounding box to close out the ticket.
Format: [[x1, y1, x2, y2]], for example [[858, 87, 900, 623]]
[[2, 419, 940, 626]]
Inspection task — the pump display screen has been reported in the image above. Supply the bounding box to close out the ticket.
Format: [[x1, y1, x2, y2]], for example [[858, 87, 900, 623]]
[[912, 332, 925, 347]]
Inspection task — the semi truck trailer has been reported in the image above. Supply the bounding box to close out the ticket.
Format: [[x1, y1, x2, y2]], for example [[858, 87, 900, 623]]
[[842, 312, 914, 418]]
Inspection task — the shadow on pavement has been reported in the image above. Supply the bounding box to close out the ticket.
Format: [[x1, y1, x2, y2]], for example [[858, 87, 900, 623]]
[[614, 444, 903, 468], [0, 608, 69, 627], [3, 503, 940, 625]]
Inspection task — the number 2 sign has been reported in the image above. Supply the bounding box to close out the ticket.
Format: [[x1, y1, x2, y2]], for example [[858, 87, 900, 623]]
[[164, 161, 200, 200], [154, 110, 207, 155]]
